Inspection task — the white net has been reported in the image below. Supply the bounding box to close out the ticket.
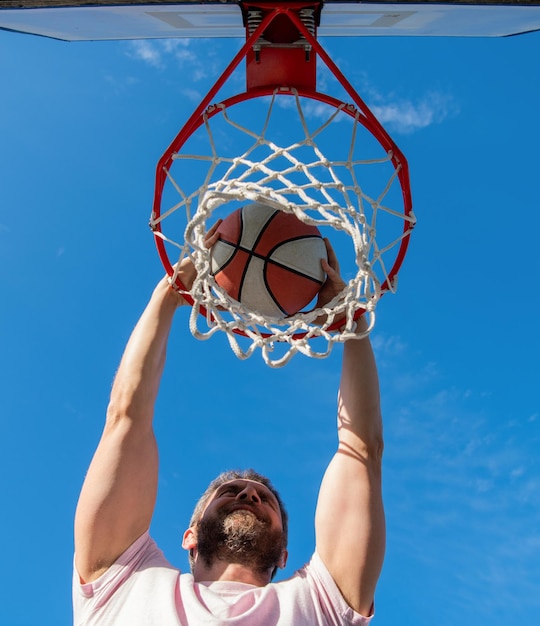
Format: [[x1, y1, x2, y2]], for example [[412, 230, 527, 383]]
[[151, 89, 415, 367]]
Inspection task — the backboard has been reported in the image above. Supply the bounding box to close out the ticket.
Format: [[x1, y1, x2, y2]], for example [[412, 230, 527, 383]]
[[1, 0, 540, 40]]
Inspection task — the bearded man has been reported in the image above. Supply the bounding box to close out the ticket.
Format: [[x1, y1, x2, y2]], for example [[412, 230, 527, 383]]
[[73, 234, 385, 625]]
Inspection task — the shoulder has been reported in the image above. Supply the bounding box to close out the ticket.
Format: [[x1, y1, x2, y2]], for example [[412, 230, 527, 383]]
[[73, 533, 179, 622], [295, 553, 374, 625]]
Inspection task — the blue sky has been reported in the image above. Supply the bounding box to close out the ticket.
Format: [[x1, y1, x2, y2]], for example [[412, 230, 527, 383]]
[[1, 18, 540, 626]]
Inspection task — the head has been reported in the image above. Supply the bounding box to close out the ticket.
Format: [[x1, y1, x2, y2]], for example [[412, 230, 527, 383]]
[[184, 469, 288, 580]]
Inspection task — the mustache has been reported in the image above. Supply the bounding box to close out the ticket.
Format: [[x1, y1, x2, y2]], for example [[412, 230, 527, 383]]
[[223, 503, 268, 521]]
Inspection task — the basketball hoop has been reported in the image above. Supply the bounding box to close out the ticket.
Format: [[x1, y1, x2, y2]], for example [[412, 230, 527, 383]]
[[150, 1, 415, 367]]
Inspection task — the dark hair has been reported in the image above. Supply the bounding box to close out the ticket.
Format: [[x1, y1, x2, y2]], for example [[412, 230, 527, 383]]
[[188, 469, 288, 571]]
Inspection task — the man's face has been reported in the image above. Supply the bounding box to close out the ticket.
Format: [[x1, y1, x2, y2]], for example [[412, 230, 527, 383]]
[[194, 479, 286, 573]]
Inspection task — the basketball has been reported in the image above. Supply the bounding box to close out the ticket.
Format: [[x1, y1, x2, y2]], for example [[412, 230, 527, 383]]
[[210, 203, 327, 318]]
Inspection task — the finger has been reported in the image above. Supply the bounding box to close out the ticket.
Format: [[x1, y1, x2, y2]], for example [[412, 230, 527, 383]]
[[206, 219, 223, 238], [321, 257, 333, 275], [204, 219, 223, 249], [321, 257, 340, 282], [204, 230, 221, 249], [323, 237, 340, 273]]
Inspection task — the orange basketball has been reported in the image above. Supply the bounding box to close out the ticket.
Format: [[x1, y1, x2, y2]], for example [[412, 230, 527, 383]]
[[210, 203, 327, 318]]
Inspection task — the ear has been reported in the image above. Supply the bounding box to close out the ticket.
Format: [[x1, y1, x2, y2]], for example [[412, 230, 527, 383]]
[[278, 549, 288, 569], [182, 527, 197, 551]]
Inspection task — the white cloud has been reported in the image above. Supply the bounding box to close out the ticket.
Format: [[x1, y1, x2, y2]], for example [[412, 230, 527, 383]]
[[372, 332, 408, 357], [182, 87, 203, 103], [125, 40, 164, 68], [123, 39, 214, 82], [123, 39, 219, 104], [369, 91, 459, 134], [277, 84, 458, 135], [315, 57, 459, 134]]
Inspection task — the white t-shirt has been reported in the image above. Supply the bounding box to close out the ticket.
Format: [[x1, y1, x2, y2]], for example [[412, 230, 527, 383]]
[[73, 532, 373, 626]]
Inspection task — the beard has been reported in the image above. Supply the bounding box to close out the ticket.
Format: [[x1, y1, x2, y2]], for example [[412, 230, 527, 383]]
[[195, 508, 285, 574]]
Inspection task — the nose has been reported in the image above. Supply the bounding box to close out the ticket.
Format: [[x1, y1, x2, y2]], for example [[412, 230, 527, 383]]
[[237, 485, 261, 504]]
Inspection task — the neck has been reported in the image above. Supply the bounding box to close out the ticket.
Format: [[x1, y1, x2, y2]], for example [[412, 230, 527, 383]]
[[193, 558, 272, 587]]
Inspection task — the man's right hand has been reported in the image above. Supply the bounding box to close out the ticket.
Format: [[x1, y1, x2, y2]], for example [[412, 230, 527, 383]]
[[169, 219, 223, 306]]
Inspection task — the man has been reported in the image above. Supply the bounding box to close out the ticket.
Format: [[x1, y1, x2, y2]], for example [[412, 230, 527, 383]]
[[73, 231, 385, 625]]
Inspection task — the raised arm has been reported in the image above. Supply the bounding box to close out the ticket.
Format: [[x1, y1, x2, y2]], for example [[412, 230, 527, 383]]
[[74, 227, 221, 584], [315, 262, 385, 615], [74, 276, 181, 582]]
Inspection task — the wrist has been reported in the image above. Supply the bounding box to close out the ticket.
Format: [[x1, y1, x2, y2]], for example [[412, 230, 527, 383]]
[[155, 276, 187, 309], [355, 315, 369, 333]]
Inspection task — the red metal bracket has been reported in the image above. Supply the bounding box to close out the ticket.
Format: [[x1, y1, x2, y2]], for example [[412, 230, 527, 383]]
[[240, 1, 323, 92]]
